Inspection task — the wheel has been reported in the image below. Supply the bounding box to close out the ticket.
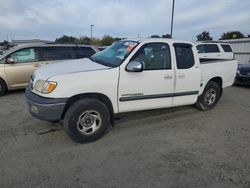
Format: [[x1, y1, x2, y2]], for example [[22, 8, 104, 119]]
[[63, 98, 110, 143], [195, 81, 221, 111], [0, 79, 7, 96]]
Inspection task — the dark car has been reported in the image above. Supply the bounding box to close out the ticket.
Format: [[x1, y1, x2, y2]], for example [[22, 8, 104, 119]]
[[235, 63, 250, 85]]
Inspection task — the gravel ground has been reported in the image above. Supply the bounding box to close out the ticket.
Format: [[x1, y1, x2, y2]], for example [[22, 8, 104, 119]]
[[0, 86, 250, 188]]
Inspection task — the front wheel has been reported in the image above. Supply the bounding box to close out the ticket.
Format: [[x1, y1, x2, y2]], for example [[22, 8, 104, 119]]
[[195, 81, 222, 111], [63, 98, 110, 143]]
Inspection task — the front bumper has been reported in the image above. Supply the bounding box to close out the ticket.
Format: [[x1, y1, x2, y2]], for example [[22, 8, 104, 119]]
[[235, 74, 250, 85], [25, 86, 68, 121]]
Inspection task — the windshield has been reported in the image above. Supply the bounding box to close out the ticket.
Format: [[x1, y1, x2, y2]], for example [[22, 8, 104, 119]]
[[90, 40, 138, 67]]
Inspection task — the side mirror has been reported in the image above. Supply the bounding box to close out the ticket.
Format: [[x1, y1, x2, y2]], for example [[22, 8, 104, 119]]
[[6, 58, 15, 64], [126, 61, 143, 72]]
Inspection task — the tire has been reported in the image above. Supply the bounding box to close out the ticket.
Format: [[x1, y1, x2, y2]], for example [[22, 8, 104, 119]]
[[195, 81, 221, 111], [0, 79, 7, 96], [63, 98, 110, 143]]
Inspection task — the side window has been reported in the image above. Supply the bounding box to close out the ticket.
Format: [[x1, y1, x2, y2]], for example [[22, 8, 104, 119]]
[[174, 44, 195, 69], [204, 44, 220, 53], [196, 45, 205, 53], [132, 43, 171, 70], [43, 47, 72, 61], [221, 44, 232, 52], [74, 47, 96, 58], [10, 48, 39, 63]]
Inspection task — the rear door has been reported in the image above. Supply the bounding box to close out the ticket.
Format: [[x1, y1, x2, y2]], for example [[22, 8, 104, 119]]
[[221, 44, 234, 59], [4, 47, 41, 88], [173, 43, 201, 106]]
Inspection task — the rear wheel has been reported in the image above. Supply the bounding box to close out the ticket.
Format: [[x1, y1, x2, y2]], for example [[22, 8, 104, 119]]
[[0, 79, 7, 96], [63, 98, 110, 143], [196, 81, 221, 111]]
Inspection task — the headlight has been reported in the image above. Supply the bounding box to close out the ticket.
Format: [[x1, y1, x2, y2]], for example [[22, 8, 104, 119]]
[[34, 80, 57, 94], [236, 70, 240, 75]]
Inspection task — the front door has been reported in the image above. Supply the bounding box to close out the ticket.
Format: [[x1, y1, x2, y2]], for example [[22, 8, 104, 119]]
[[5, 48, 41, 88], [118, 42, 175, 113]]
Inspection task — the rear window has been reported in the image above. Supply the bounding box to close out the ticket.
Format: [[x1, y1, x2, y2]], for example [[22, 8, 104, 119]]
[[221, 44, 232, 52], [174, 44, 195, 69], [43, 47, 72, 61], [73, 47, 95, 58], [197, 44, 220, 53]]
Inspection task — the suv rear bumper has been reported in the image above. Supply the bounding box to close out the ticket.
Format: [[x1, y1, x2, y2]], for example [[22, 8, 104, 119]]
[[25, 86, 67, 121]]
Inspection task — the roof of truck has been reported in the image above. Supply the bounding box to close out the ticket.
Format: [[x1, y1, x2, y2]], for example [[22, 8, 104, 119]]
[[122, 38, 194, 45]]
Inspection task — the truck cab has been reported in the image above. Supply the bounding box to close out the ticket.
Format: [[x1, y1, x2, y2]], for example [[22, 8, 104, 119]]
[[25, 39, 237, 143]]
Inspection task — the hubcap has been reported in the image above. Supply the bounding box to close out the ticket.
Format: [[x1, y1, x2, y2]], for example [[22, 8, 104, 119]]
[[204, 88, 217, 105], [77, 110, 102, 135]]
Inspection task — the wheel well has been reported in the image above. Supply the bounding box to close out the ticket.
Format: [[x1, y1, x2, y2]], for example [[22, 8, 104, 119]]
[[62, 93, 115, 125], [209, 77, 223, 92]]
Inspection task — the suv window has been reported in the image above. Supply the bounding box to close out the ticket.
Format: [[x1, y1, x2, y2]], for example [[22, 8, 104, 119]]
[[10, 48, 39, 63], [174, 44, 195, 69], [43, 47, 72, 61], [132, 43, 171, 70], [197, 44, 220, 53], [73, 47, 95, 58], [221, 44, 232, 52]]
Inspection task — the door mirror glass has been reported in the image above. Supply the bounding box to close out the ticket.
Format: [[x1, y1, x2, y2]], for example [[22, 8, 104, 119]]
[[6, 57, 15, 64], [126, 61, 143, 72]]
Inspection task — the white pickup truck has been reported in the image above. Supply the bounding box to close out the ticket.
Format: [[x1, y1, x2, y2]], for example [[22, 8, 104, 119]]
[[25, 39, 237, 143]]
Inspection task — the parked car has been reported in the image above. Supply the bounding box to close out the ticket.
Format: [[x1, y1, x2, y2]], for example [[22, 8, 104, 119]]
[[196, 42, 234, 62], [26, 38, 237, 143], [235, 63, 250, 85], [0, 44, 99, 96]]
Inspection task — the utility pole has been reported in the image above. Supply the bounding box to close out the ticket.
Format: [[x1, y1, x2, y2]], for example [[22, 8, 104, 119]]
[[170, 0, 175, 38], [91, 24, 94, 41]]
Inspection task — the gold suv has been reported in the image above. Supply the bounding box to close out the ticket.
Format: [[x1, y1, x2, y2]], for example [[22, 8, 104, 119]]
[[0, 43, 99, 96]]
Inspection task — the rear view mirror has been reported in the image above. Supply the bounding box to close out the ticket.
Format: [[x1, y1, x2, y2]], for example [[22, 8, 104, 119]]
[[126, 61, 143, 72], [6, 58, 15, 64]]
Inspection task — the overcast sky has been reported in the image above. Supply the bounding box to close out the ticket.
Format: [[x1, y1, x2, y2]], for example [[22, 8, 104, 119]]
[[0, 0, 250, 42]]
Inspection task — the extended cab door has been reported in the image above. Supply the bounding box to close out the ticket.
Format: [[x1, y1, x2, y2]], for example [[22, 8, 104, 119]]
[[173, 43, 201, 106], [4, 48, 41, 89], [118, 42, 175, 113]]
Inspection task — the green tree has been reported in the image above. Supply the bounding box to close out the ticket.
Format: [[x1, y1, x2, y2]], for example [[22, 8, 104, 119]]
[[162, 34, 171, 38], [150, 35, 161, 38], [220, 31, 245, 40], [196, 31, 213, 41], [78, 36, 91, 44], [55, 35, 78, 44], [100, 35, 114, 46]]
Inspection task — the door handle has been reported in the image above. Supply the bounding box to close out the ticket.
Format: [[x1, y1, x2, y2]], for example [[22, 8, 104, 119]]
[[178, 74, 185, 79], [164, 74, 173, 79]]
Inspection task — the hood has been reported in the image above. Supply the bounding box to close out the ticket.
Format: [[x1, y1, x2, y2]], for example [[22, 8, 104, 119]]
[[33, 58, 110, 80]]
